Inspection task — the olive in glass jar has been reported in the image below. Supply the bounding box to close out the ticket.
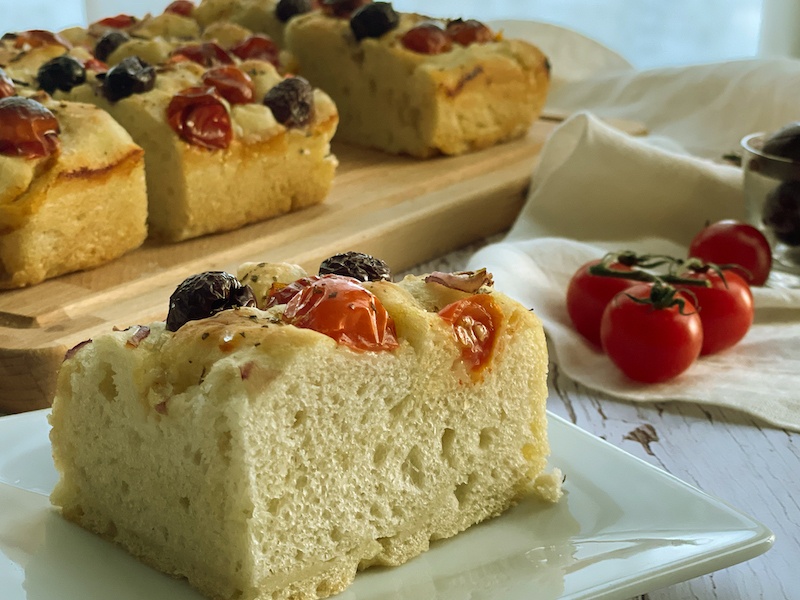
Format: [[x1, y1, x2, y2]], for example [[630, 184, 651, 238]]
[[350, 2, 399, 41], [100, 56, 156, 102], [319, 251, 392, 281], [166, 271, 257, 331], [37, 55, 86, 94], [763, 181, 800, 246]]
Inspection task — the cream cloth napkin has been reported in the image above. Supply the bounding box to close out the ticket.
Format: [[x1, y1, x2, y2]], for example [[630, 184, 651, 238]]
[[466, 33, 800, 431]]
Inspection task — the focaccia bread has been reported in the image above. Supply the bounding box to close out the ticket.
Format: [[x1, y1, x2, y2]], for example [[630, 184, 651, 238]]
[[282, 7, 550, 157], [0, 89, 146, 288], [49, 255, 561, 600], [64, 57, 338, 241]]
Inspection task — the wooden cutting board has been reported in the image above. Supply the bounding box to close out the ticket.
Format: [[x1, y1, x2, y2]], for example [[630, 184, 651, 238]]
[[0, 118, 561, 413]]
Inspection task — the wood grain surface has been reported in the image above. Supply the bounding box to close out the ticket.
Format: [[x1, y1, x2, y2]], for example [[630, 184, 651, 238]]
[[0, 121, 558, 413]]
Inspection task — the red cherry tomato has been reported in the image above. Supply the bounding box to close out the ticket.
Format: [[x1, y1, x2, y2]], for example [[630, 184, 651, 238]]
[[229, 34, 280, 67], [400, 24, 453, 55], [170, 42, 234, 67], [600, 283, 703, 383], [675, 269, 754, 355], [688, 220, 772, 286], [438, 293, 502, 373], [446, 19, 494, 46], [266, 276, 319, 308], [0, 69, 15, 98], [166, 87, 232, 150], [12, 29, 72, 49], [566, 259, 637, 348], [82, 57, 108, 73], [201, 66, 254, 105], [164, 0, 195, 16], [95, 14, 137, 29], [0, 97, 61, 159], [282, 275, 399, 352]]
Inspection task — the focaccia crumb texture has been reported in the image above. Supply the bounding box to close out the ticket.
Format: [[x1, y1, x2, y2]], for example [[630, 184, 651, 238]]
[[49, 271, 557, 600]]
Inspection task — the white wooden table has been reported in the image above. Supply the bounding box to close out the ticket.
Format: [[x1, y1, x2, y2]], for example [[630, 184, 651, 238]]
[[413, 244, 798, 600]]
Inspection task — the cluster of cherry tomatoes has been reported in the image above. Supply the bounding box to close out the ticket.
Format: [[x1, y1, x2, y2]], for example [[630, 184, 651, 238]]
[[566, 220, 772, 383]]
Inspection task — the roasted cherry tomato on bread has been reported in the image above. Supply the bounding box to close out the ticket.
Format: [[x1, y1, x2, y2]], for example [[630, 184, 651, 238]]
[[688, 220, 772, 286], [600, 282, 703, 383], [438, 293, 502, 374], [400, 24, 452, 55], [282, 275, 399, 352], [0, 97, 60, 159], [164, 0, 195, 16], [95, 14, 137, 29], [167, 86, 232, 149], [201, 66, 254, 105], [674, 268, 753, 356], [229, 35, 279, 66], [566, 259, 637, 348]]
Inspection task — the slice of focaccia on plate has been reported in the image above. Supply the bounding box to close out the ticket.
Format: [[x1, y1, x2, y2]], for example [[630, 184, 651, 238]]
[[50, 256, 561, 600]]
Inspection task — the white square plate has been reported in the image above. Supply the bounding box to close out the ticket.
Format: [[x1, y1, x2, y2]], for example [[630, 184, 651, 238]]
[[0, 409, 773, 600]]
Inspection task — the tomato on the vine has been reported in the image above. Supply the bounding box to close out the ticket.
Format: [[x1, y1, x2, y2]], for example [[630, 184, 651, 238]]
[[675, 269, 753, 356], [688, 220, 772, 286], [600, 283, 703, 383], [566, 259, 637, 348]]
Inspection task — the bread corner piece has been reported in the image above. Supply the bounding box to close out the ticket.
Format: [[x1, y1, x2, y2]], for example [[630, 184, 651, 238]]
[[49, 264, 560, 600], [0, 98, 146, 288], [66, 60, 338, 242], [284, 12, 550, 158]]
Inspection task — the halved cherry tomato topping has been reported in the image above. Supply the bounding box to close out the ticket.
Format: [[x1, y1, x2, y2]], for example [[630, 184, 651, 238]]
[[446, 19, 494, 46], [0, 69, 15, 98], [0, 97, 60, 159], [282, 275, 399, 352], [201, 66, 255, 104], [400, 24, 452, 55], [95, 14, 137, 29], [166, 87, 232, 150], [266, 276, 318, 308], [229, 34, 280, 67], [12, 29, 71, 50], [438, 293, 502, 373], [170, 42, 234, 67], [164, 0, 195, 16], [82, 57, 108, 73]]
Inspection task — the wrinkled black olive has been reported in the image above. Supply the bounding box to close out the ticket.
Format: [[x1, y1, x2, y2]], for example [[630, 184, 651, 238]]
[[319, 251, 392, 281], [763, 181, 800, 246], [275, 0, 314, 22], [166, 271, 257, 331], [94, 30, 130, 63], [763, 122, 800, 162], [101, 56, 156, 102], [350, 2, 399, 41], [263, 77, 314, 127], [37, 55, 86, 94]]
